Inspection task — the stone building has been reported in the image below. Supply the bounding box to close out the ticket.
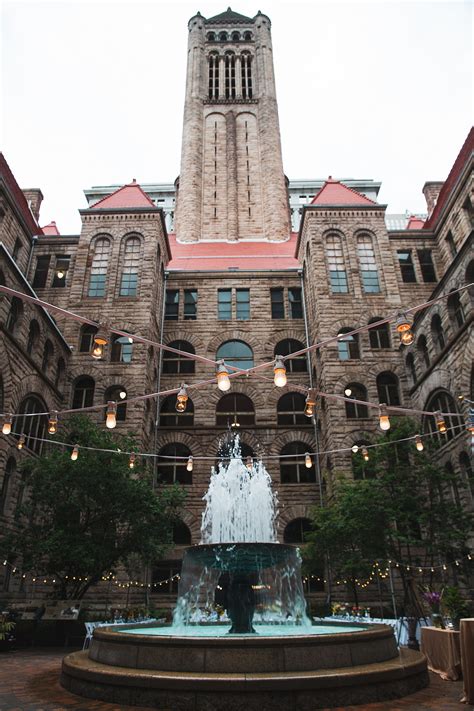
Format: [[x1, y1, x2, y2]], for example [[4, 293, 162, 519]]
[[0, 8, 472, 606]]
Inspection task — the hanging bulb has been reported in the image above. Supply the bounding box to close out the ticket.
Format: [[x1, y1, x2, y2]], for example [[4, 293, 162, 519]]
[[2, 414, 13, 435], [48, 410, 58, 435], [91, 342, 104, 359], [305, 452, 312, 468], [395, 313, 414, 346], [216, 361, 231, 392], [106, 401, 117, 429], [351, 445, 359, 454], [362, 447, 369, 462], [175, 384, 188, 412], [56, 268, 65, 279], [435, 410, 447, 434], [17, 433, 25, 450], [71, 444, 79, 461], [186, 456, 193, 472], [119, 390, 127, 400], [304, 389, 317, 418], [129, 453, 136, 469], [378, 404, 390, 431], [246, 456, 253, 471], [91, 326, 108, 359], [344, 387, 352, 397], [273, 356, 287, 387], [415, 435, 424, 452]]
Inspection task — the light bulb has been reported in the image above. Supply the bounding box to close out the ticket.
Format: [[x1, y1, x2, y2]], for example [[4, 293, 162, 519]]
[[2, 414, 12, 435], [17, 434, 25, 450], [351, 445, 359, 454], [362, 447, 369, 462], [216, 361, 231, 392], [119, 390, 127, 400], [56, 269, 65, 279], [186, 456, 193, 472], [273, 356, 287, 387], [91, 342, 104, 359], [415, 435, 423, 452], [305, 452, 312, 468], [129, 453, 136, 469], [91, 327, 108, 359], [395, 313, 414, 346], [246, 456, 253, 471], [378, 404, 390, 431], [435, 411, 446, 434], [71, 445, 79, 461], [344, 387, 352, 397], [48, 411, 58, 435], [400, 330, 414, 346], [176, 385, 188, 412], [304, 390, 317, 418], [106, 401, 117, 429]]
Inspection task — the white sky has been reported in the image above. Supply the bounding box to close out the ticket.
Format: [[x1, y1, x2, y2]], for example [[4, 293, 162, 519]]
[[1, 0, 472, 234]]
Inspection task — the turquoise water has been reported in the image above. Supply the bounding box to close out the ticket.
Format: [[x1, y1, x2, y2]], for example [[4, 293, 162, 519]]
[[119, 623, 368, 637]]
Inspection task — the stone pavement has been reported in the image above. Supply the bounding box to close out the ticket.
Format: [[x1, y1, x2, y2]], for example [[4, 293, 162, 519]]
[[0, 648, 469, 711]]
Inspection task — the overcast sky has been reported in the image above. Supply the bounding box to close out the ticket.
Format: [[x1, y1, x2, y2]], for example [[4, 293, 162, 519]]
[[1, 0, 472, 234]]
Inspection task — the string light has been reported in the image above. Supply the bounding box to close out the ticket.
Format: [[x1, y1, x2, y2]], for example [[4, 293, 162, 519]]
[[48, 410, 58, 435], [216, 361, 231, 392], [415, 434, 424, 452], [361, 447, 369, 462], [175, 384, 188, 413], [119, 390, 127, 400], [395, 313, 414, 345], [71, 444, 79, 461], [2, 414, 13, 435], [435, 411, 447, 434], [17, 434, 25, 450], [378, 404, 390, 431], [273, 356, 287, 387], [91, 327, 108, 359], [351, 445, 359, 454], [305, 452, 312, 468], [304, 389, 317, 417], [246, 456, 253, 471], [105, 401, 117, 429], [186, 456, 193, 472], [344, 387, 352, 397]]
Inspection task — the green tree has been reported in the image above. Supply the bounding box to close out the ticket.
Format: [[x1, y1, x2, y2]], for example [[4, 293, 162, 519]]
[[0, 416, 185, 599]]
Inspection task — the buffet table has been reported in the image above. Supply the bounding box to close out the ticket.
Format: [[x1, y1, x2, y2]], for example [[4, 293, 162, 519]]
[[420, 626, 461, 681]]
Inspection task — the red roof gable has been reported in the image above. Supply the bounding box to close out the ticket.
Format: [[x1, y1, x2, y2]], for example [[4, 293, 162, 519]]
[[310, 177, 376, 206], [0, 153, 43, 236], [90, 180, 156, 210], [406, 216, 425, 230], [167, 233, 299, 271], [41, 220, 60, 235]]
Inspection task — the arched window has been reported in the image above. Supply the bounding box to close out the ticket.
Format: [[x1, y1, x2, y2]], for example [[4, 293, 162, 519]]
[[406, 353, 416, 384], [277, 392, 308, 425], [224, 52, 236, 99], [26, 320, 40, 355], [376, 371, 400, 406], [326, 234, 348, 293], [357, 234, 380, 293], [368, 319, 390, 349], [243, 31, 252, 41], [208, 52, 219, 99], [104, 386, 127, 421], [6, 297, 23, 334], [231, 31, 240, 41], [216, 393, 255, 426], [417, 335, 430, 369], [283, 518, 312, 544], [241, 52, 252, 99], [0, 457, 16, 515], [157, 443, 192, 485], [337, 328, 360, 360], [423, 390, 463, 442], [280, 442, 315, 483], [218, 31, 228, 41], [352, 441, 377, 480], [55, 357, 65, 389], [79, 324, 98, 353], [207, 32, 216, 41], [72, 376, 95, 409], [13, 395, 47, 454], [274, 339, 307, 372], [160, 395, 194, 427], [216, 340, 253, 369], [431, 314, 445, 352], [447, 292, 465, 330], [88, 237, 110, 297], [162, 341, 195, 374], [173, 521, 192, 545], [459, 452, 473, 496], [111, 335, 133, 363], [41, 339, 54, 372], [215, 440, 254, 467], [120, 236, 141, 296], [344, 384, 369, 418]]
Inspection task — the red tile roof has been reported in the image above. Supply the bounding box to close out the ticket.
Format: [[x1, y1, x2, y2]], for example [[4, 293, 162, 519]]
[[310, 177, 377, 206], [89, 180, 156, 210], [0, 153, 43, 236], [406, 216, 425, 230], [167, 233, 300, 271], [41, 220, 60, 235], [424, 127, 474, 230]]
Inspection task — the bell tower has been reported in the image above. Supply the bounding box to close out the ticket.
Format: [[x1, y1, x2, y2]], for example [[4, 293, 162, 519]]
[[174, 8, 290, 243]]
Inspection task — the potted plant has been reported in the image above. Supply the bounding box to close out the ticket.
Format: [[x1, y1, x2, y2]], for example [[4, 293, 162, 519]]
[[0, 613, 16, 652], [422, 590, 444, 629], [442, 587, 469, 630]]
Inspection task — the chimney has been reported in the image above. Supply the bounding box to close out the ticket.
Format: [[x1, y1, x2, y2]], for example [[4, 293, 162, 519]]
[[422, 181, 444, 219], [22, 188, 44, 222]]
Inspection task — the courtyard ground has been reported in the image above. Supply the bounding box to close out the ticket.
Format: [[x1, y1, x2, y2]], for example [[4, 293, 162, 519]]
[[0, 647, 469, 711]]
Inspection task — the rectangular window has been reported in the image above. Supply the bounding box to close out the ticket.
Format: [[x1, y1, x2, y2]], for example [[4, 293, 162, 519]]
[[397, 250, 417, 283], [120, 272, 138, 296], [184, 289, 198, 320], [32, 256, 50, 288], [327, 237, 348, 293], [358, 238, 381, 293], [288, 287, 303, 319], [417, 249, 437, 282], [51, 255, 71, 288], [329, 270, 348, 293], [236, 288, 250, 320], [271, 288, 285, 319], [445, 231, 457, 258], [164, 289, 179, 320], [88, 274, 106, 297], [218, 289, 232, 320]]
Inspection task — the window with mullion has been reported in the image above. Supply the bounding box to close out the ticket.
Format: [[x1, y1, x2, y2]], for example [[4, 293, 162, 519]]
[[368, 320, 391, 349], [236, 289, 250, 320], [88, 238, 110, 297], [397, 251, 417, 282], [270, 288, 285, 319], [165, 289, 179, 320], [120, 237, 140, 296], [184, 290, 198, 320], [417, 249, 437, 283], [280, 442, 315, 483], [218, 289, 232, 320], [277, 392, 307, 425], [326, 235, 348, 293], [358, 236, 381, 293], [32, 256, 50, 288], [288, 288, 303, 319]]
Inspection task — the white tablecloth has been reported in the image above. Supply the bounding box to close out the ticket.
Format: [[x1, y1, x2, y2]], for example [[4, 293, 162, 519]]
[[320, 616, 430, 646]]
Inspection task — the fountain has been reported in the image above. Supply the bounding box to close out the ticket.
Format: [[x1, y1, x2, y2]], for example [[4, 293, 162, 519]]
[[61, 437, 429, 709]]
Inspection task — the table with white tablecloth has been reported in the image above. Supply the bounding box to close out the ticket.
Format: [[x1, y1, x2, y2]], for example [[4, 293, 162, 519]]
[[319, 615, 430, 646]]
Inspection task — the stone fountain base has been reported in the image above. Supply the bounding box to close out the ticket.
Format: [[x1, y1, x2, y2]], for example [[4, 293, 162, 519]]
[[61, 623, 428, 709]]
